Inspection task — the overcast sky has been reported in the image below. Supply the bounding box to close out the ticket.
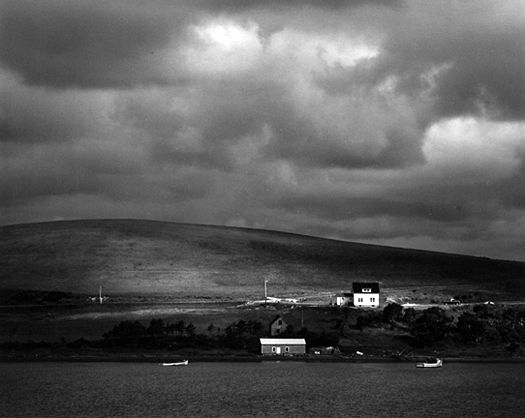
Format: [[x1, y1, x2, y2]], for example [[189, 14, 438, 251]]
[[1, 0, 525, 261]]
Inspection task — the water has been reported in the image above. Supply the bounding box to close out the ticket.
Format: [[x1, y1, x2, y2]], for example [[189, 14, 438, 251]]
[[1, 362, 524, 417]]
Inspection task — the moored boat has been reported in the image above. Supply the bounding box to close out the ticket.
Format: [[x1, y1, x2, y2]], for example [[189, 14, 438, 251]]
[[161, 360, 189, 366], [416, 358, 442, 368]]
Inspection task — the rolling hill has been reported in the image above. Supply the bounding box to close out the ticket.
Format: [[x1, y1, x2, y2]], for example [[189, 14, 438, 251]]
[[1, 219, 524, 299]]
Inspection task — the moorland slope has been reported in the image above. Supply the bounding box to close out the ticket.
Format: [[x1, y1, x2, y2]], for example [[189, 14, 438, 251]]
[[1, 219, 524, 298]]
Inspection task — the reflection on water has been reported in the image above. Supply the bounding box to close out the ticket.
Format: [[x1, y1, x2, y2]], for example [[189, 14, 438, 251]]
[[1, 362, 524, 417]]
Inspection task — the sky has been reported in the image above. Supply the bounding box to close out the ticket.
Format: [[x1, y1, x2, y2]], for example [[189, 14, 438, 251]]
[[1, 0, 525, 261]]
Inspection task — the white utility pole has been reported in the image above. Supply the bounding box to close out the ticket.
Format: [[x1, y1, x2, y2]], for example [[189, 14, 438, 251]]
[[264, 280, 269, 302], [99, 285, 103, 304]]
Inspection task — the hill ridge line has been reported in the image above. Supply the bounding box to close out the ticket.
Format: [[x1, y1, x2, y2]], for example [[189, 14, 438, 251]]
[[1, 218, 517, 263]]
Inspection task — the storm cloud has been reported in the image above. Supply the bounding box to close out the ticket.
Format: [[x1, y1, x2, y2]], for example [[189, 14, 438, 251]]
[[1, 0, 525, 261]]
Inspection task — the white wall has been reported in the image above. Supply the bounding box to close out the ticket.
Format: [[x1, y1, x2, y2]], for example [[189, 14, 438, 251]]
[[353, 293, 379, 308]]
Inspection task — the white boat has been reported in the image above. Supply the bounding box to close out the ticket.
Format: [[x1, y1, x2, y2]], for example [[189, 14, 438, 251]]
[[416, 358, 442, 368], [161, 360, 189, 366]]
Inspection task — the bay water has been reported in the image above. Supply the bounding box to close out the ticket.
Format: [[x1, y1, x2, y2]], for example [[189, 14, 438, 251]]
[[1, 362, 524, 417]]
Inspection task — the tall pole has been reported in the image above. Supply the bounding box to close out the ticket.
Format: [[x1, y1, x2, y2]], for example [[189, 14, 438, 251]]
[[99, 285, 103, 304], [264, 280, 268, 302]]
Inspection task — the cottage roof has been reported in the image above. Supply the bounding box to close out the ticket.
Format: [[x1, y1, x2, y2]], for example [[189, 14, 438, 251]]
[[260, 338, 306, 345], [352, 282, 380, 293]]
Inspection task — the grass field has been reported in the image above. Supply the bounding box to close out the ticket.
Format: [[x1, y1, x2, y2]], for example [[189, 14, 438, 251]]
[[1, 219, 524, 299]]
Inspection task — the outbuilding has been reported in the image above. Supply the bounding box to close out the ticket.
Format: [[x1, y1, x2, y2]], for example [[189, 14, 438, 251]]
[[331, 292, 353, 306], [260, 338, 306, 355], [269, 316, 288, 336]]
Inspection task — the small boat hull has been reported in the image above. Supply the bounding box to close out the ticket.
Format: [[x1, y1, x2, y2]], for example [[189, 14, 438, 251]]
[[416, 359, 442, 368], [162, 360, 189, 366]]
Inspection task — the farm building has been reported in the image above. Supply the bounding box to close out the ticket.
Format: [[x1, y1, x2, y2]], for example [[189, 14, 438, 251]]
[[260, 338, 306, 355], [331, 292, 353, 306], [269, 316, 288, 336], [352, 282, 380, 308]]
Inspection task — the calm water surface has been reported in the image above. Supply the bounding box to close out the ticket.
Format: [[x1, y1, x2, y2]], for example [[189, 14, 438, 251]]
[[1, 362, 524, 417]]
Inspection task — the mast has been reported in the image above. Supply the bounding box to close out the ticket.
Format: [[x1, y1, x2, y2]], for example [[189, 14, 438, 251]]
[[99, 285, 103, 304], [264, 279, 268, 302]]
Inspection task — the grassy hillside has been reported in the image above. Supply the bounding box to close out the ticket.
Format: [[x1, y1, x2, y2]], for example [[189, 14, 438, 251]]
[[1, 219, 524, 298]]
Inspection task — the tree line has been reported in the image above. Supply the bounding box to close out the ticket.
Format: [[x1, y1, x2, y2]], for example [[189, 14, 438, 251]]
[[98, 317, 339, 352], [357, 303, 525, 352]]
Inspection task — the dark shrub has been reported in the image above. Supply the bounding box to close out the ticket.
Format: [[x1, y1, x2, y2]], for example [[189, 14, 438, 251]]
[[456, 312, 485, 344], [410, 307, 453, 347], [383, 303, 403, 323]]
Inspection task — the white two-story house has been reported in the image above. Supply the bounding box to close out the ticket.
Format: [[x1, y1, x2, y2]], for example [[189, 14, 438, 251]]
[[352, 282, 380, 308]]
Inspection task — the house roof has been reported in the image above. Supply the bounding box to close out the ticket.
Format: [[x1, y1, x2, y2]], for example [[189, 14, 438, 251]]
[[260, 338, 306, 345], [270, 315, 287, 326], [352, 282, 380, 293], [269, 313, 302, 331]]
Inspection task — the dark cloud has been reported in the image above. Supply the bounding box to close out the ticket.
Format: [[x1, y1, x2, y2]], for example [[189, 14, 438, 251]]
[[370, 6, 525, 121], [0, 76, 108, 142], [265, 112, 425, 169], [274, 194, 473, 223], [0, 0, 183, 88], [196, 0, 401, 12], [312, 4, 525, 123], [112, 82, 274, 171], [430, 32, 525, 120], [0, 141, 213, 207]]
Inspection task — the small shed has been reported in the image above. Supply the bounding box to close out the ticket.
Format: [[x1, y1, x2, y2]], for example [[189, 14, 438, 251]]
[[332, 292, 353, 306], [260, 338, 306, 355]]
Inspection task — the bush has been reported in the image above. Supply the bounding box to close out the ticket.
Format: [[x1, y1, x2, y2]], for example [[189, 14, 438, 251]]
[[383, 303, 403, 323], [147, 318, 166, 336], [473, 304, 495, 319], [410, 307, 453, 347], [355, 312, 382, 331], [103, 320, 147, 343], [402, 308, 417, 324], [456, 312, 485, 344]]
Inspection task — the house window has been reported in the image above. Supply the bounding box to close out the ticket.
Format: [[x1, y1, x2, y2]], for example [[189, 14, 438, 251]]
[[358, 297, 363, 303], [278, 320, 282, 325], [285, 347, 289, 352], [272, 346, 276, 352], [370, 298, 375, 302], [363, 288, 371, 293]]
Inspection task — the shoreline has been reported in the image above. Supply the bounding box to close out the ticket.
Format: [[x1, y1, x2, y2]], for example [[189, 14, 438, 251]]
[[1, 353, 524, 363]]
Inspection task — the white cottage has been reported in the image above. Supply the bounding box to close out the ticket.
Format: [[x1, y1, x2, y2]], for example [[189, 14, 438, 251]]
[[352, 282, 380, 308], [260, 338, 306, 355]]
